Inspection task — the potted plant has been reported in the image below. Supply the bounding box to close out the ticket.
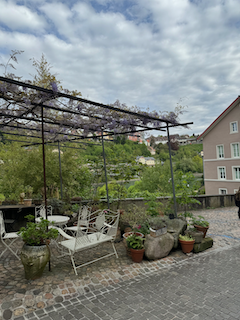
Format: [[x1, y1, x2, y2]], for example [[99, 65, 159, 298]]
[[18, 214, 58, 280], [0, 193, 5, 205], [148, 216, 167, 237], [126, 233, 145, 263], [191, 215, 209, 238], [179, 234, 195, 253], [123, 229, 144, 257], [24, 185, 33, 206]]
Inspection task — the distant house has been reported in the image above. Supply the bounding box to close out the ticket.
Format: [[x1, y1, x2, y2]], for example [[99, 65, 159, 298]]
[[136, 156, 155, 166], [153, 134, 199, 146], [128, 133, 139, 142], [198, 96, 240, 195], [148, 146, 156, 155]]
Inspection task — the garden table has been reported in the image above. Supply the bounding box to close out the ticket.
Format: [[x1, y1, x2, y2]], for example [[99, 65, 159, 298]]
[[36, 215, 70, 227]]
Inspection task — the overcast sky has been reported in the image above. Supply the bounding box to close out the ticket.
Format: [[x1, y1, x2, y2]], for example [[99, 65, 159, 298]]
[[0, 0, 240, 137]]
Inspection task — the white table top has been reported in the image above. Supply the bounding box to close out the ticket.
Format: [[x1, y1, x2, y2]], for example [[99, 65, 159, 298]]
[[36, 215, 70, 226]]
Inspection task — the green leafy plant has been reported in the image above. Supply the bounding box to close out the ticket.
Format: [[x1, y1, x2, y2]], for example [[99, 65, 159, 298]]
[[0, 193, 5, 202], [179, 234, 194, 241], [119, 205, 149, 229], [178, 211, 193, 219], [25, 185, 33, 198], [71, 203, 80, 213], [191, 215, 209, 227], [18, 214, 58, 246], [126, 233, 144, 250], [134, 222, 150, 235], [144, 194, 163, 216], [175, 172, 201, 212]]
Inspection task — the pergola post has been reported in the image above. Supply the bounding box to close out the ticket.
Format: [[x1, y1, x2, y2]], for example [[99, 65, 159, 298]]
[[101, 131, 110, 209], [167, 124, 177, 218], [41, 106, 47, 210], [58, 141, 63, 200], [41, 106, 51, 271]]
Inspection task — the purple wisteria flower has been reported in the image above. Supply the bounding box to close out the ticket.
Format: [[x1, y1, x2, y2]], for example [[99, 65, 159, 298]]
[[50, 82, 58, 92]]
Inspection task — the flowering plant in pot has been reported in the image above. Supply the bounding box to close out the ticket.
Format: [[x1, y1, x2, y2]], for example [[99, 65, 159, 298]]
[[179, 234, 195, 253], [18, 214, 58, 280], [126, 233, 145, 263]]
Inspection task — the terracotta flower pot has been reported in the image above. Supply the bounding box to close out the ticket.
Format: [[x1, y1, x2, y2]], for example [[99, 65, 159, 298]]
[[130, 248, 145, 263], [194, 225, 209, 238], [179, 239, 195, 253]]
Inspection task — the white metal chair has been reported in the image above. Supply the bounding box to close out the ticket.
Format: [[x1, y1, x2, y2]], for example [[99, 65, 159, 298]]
[[0, 210, 20, 260], [59, 209, 120, 275], [35, 205, 52, 219], [64, 206, 92, 235]]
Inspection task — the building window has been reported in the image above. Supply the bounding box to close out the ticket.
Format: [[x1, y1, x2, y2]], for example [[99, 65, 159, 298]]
[[218, 167, 226, 180], [230, 121, 238, 133], [217, 145, 224, 158], [231, 143, 240, 158], [219, 189, 227, 195], [233, 167, 240, 180]]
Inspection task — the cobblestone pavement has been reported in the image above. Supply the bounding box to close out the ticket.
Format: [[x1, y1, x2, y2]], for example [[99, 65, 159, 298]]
[[1, 206, 240, 320]]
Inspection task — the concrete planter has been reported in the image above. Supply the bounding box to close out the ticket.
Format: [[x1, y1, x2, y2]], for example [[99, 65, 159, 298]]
[[185, 230, 204, 244], [20, 244, 50, 280], [149, 226, 167, 237]]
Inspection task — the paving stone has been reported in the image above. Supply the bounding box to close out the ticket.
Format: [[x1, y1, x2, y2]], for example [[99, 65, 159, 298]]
[[2, 310, 12, 320], [1, 207, 240, 319]]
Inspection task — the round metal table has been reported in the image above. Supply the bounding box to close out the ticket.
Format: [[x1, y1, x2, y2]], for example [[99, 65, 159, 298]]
[[36, 215, 70, 227]]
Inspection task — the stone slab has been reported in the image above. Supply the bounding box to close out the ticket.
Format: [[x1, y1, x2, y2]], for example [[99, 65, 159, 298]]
[[193, 237, 213, 253]]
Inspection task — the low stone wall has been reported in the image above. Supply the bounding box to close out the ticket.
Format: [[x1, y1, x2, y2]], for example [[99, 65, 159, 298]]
[[93, 193, 237, 212]]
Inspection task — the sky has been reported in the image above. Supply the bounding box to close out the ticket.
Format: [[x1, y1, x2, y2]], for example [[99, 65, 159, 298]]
[[0, 0, 240, 137]]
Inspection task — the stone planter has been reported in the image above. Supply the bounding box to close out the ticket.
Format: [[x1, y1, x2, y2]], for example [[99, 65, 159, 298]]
[[144, 233, 174, 260], [149, 226, 167, 237], [20, 244, 50, 280], [185, 230, 204, 244]]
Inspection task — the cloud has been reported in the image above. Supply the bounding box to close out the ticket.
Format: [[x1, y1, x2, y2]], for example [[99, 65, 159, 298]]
[[0, 0, 240, 136], [0, 0, 46, 32]]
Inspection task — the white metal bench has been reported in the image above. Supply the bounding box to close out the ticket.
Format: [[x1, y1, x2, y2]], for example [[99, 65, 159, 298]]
[[59, 209, 120, 275]]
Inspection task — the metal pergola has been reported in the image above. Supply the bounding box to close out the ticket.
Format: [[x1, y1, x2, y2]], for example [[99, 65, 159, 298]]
[[0, 76, 193, 217]]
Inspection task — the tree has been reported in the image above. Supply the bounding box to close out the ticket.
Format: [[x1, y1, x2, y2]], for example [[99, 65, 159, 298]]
[[31, 54, 82, 97], [0, 141, 93, 201], [133, 161, 173, 195], [175, 171, 200, 213]]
